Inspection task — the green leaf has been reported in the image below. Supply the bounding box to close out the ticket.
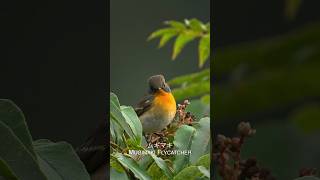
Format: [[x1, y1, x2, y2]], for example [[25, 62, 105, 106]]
[[113, 153, 151, 180], [173, 166, 203, 180], [189, 117, 210, 164], [159, 32, 178, 48], [172, 81, 210, 102], [110, 94, 135, 141], [294, 177, 320, 180], [147, 162, 163, 179], [197, 166, 210, 178], [110, 92, 121, 108], [198, 34, 210, 68], [172, 33, 197, 60], [0, 99, 36, 158], [111, 157, 126, 172], [121, 106, 143, 144], [149, 153, 173, 178], [165, 20, 186, 30], [138, 154, 153, 170], [110, 167, 129, 180], [0, 158, 17, 179], [205, 23, 210, 32], [126, 138, 145, 151], [33, 139, 90, 180], [196, 154, 210, 169], [168, 69, 210, 86], [173, 125, 196, 174], [110, 119, 126, 148], [188, 19, 204, 32], [148, 28, 177, 41], [0, 121, 47, 180], [110, 158, 129, 180]]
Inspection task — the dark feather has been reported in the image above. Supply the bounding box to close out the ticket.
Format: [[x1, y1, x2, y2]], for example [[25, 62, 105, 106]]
[[134, 94, 154, 116]]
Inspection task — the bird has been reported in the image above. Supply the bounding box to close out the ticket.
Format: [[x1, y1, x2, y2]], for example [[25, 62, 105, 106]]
[[76, 75, 176, 180], [135, 75, 176, 134]]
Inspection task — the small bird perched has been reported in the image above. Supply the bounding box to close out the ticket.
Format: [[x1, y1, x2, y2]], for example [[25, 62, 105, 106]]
[[135, 75, 176, 133], [77, 75, 176, 180]]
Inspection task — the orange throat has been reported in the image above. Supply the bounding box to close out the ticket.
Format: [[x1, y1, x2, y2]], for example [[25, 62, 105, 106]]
[[153, 89, 176, 114]]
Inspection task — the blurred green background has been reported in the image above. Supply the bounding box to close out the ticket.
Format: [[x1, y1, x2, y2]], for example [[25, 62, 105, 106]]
[[110, 0, 210, 106], [213, 0, 320, 179]]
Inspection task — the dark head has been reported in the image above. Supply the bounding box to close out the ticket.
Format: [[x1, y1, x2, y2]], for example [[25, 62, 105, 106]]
[[148, 75, 171, 93]]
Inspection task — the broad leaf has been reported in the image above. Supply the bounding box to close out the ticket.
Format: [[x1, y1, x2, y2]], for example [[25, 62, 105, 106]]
[[121, 106, 143, 144], [110, 94, 135, 141], [173, 125, 196, 174], [0, 99, 36, 158], [113, 153, 151, 180], [196, 154, 210, 169], [173, 166, 204, 180], [189, 117, 210, 164], [0, 158, 17, 179], [0, 121, 46, 180], [149, 153, 173, 178], [33, 139, 90, 180], [110, 167, 129, 180]]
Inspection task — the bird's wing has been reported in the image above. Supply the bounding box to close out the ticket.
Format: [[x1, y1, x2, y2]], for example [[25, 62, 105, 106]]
[[76, 120, 107, 174], [134, 94, 154, 117]]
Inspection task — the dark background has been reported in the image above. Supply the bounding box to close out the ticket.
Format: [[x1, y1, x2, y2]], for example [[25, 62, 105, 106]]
[[1, 0, 320, 151], [1, 0, 107, 146], [213, 0, 320, 179], [110, 0, 210, 106]]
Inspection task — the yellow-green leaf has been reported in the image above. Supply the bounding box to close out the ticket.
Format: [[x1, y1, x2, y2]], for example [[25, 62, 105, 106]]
[[165, 20, 186, 30], [172, 33, 197, 60], [188, 18, 203, 32], [148, 28, 177, 41], [159, 32, 178, 48], [198, 34, 210, 67]]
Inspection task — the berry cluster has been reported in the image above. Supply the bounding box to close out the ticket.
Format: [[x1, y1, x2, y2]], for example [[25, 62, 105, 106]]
[[213, 122, 275, 180]]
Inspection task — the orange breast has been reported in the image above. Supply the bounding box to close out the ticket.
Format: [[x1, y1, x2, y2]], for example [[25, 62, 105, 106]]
[[153, 89, 176, 116]]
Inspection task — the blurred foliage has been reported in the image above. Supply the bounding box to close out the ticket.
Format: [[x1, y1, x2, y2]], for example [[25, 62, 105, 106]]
[[110, 93, 210, 180], [290, 104, 320, 134], [214, 23, 320, 122], [285, 0, 302, 20], [0, 99, 90, 180], [214, 22, 320, 179], [148, 19, 210, 68]]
